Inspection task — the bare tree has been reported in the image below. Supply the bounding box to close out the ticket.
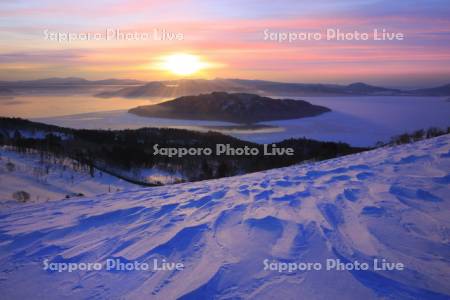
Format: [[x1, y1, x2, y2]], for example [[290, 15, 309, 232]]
[[12, 190, 30, 203]]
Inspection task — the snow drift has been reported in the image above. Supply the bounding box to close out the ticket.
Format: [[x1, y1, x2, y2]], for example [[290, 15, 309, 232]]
[[0, 135, 449, 299]]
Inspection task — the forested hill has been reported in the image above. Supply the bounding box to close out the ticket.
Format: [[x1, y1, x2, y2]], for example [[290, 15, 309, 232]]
[[129, 92, 330, 123], [0, 117, 365, 185]]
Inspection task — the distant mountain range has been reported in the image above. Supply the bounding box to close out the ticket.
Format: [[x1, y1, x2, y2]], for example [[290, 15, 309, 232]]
[[0, 77, 144, 87], [97, 78, 450, 97], [0, 87, 15, 96], [410, 83, 450, 96], [95, 79, 252, 98], [0, 77, 145, 96], [97, 79, 405, 98], [129, 92, 330, 123], [1, 77, 449, 97]]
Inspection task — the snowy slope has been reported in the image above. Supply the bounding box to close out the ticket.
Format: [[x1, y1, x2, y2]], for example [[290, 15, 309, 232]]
[[0, 136, 449, 299], [0, 147, 140, 205]]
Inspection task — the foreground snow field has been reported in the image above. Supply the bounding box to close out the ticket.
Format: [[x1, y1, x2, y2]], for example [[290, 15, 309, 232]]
[[0, 135, 449, 299]]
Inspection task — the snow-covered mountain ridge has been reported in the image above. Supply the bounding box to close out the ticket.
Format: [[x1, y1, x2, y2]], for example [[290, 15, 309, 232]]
[[0, 135, 449, 299]]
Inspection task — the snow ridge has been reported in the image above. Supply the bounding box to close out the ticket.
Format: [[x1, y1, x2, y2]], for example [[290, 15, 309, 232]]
[[0, 135, 449, 299]]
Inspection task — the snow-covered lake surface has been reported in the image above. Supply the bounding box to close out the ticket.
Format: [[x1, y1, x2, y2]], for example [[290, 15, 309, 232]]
[[268, 96, 450, 146], [0, 135, 449, 299], [30, 96, 450, 147]]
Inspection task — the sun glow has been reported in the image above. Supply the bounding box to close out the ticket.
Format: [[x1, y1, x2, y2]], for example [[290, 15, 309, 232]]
[[161, 53, 206, 76]]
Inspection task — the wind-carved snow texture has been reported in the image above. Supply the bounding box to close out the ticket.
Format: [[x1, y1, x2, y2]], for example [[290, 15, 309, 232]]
[[0, 135, 449, 299]]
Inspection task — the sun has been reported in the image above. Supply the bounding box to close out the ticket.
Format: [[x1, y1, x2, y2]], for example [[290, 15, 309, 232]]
[[161, 53, 205, 76]]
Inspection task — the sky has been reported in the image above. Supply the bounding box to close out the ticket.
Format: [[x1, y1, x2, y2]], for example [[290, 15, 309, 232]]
[[1, 0, 450, 87]]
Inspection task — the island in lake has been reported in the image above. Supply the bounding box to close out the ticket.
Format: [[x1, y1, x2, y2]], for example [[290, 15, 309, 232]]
[[128, 92, 331, 124]]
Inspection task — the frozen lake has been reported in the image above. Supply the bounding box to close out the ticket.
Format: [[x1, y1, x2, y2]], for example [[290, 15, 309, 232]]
[[243, 96, 450, 146], [1, 95, 449, 147], [0, 94, 164, 118]]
